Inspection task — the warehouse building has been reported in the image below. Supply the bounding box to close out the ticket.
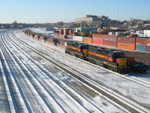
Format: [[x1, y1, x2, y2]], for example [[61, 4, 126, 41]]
[[75, 15, 110, 23]]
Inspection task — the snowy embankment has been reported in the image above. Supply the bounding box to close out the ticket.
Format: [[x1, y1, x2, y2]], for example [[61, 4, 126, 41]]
[[30, 27, 53, 35]]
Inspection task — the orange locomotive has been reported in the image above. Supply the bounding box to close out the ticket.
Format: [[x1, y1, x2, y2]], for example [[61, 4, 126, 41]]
[[65, 41, 148, 73]]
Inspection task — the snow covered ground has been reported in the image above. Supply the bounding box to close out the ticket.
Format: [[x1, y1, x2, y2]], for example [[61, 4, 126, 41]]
[[30, 27, 53, 35], [0, 29, 150, 113], [19, 30, 150, 110]]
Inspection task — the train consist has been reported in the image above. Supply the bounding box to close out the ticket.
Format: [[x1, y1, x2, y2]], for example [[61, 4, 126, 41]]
[[65, 41, 148, 73], [24, 30, 148, 74]]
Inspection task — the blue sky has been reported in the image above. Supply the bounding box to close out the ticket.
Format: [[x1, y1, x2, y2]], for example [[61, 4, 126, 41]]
[[0, 0, 150, 23]]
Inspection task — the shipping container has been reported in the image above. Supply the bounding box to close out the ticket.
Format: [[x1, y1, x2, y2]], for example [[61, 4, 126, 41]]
[[103, 40, 117, 47], [117, 42, 135, 50], [93, 34, 118, 41], [101, 35, 118, 41], [64, 29, 70, 35], [130, 34, 138, 37], [38, 35, 42, 40], [136, 38, 147, 45], [53, 30, 59, 33], [35, 35, 41, 40], [73, 36, 83, 42], [93, 34, 103, 39], [136, 44, 146, 51], [59, 29, 64, 35], [69, 29, 73, 35], [92, 38, 103, 45], [147, 39, 150, 46], [146, 46, 150, 52], [83, 37, 93, 43], [118, 37, 136, 44], [38, 35, 41, 39]]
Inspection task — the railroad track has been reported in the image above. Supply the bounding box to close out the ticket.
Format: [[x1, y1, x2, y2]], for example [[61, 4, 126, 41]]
[[1, 32, 54, 113], [0, 54, 11, 113], [7, 30, 150, 112], [7, 30, 132, 113], [0, 30, 109, 113]]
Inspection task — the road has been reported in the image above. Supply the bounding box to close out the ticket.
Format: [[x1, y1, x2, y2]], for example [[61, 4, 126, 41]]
[[0, 29, 150, 113]]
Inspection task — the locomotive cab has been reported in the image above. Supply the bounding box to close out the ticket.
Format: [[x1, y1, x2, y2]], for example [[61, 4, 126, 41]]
[[108, 51, 127, 72], [108, 51, 127, 66], [78, 44, 89, 57]]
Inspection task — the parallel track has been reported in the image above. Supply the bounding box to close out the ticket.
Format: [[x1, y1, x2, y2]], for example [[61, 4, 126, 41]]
[[0, 30, 108, 113], [10, 30, 150, 112]]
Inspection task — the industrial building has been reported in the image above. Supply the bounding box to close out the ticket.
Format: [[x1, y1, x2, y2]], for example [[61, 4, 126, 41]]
[[75, 15, 110, 23]]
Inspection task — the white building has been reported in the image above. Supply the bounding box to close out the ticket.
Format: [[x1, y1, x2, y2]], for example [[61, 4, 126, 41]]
[[75, 15, 110, 23], [144, 30, 150, 37]]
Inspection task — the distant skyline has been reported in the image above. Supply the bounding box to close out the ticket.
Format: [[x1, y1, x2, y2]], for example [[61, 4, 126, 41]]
[[0, 0, 150, 23]]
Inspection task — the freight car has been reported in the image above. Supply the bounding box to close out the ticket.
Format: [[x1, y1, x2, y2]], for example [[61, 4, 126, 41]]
[[65, 41, 148, 73]]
